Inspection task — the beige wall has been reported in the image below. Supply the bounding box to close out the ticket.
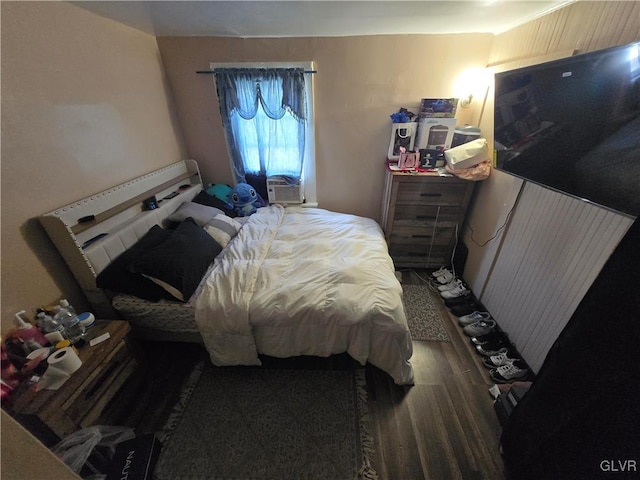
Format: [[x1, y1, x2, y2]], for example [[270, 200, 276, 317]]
[[156, 34, 494, 218], [463, 0, 640, 292], [1, 2, 187, 334]]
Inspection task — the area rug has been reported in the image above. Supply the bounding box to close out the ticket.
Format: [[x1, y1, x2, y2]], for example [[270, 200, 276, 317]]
[[155, 363, 377, 480], [403, 284, 451, 342]]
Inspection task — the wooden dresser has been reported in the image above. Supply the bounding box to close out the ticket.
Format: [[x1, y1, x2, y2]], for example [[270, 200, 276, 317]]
[[381, 169, 475, 268], [8, 320, 138, 441]]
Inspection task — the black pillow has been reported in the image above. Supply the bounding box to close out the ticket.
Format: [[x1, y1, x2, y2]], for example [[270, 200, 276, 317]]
[[192, 190, 237, 217], [127, 218, 222, 301], [96, 225, 175, 301]]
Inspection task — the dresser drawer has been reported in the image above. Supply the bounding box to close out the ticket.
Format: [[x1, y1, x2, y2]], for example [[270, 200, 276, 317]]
[[389, 244, 451, 266], [396, 182, 469, 206], [63, 340, 137, 429], [390, 225, 455, 246], [392, 205, 463, 224]]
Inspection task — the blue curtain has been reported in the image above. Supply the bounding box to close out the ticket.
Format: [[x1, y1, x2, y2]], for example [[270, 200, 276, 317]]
[[214, 68, 306, 184]]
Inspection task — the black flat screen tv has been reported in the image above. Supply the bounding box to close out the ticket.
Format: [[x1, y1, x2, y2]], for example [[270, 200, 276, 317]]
[[493, 42, 640, 217]]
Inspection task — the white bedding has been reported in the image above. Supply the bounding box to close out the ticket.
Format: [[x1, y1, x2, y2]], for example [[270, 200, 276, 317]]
[[194, 205, 414, 385]]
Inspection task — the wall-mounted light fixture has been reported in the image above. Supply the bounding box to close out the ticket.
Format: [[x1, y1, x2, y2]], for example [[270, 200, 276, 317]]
[[460, 93, 475, 108], [454, 68, 491, 108]]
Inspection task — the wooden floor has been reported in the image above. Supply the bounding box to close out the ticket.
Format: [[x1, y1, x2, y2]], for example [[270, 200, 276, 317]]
[[103, 269, 505, 480], [366, 270, 505, 480]]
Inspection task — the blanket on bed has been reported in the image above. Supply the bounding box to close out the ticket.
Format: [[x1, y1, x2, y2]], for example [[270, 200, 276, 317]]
[[193, 205, 414, 385]]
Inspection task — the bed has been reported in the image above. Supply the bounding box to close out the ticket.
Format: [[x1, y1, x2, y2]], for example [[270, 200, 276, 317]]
[[39, 160, 414, 385]]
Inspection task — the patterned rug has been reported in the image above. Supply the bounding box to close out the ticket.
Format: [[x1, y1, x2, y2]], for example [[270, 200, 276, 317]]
[[403, 284, 451, 342], [155, 363, 377, 480]]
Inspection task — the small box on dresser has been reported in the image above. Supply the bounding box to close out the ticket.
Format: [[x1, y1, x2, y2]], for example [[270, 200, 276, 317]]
[[381, 169, 475, 268]]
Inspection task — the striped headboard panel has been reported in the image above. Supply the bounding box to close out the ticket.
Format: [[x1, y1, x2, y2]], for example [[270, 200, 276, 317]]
[[480, 182, 634, 373]]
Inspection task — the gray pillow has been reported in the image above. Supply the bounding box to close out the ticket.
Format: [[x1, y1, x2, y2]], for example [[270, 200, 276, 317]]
[[168, 201, 225, 227], [204, 214, 242, 247]]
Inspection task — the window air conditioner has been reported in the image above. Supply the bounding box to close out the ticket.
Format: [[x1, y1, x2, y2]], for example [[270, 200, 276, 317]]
[[266, 176, 304, 204]]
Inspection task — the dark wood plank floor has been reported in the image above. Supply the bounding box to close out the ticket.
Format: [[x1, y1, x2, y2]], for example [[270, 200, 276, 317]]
[[366, 270, 505, 480], [102, 269, 505, 480]]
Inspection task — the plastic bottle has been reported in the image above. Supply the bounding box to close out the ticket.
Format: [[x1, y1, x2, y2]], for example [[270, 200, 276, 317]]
[[37, 311, 65, 335], [60, 299, 77, 316], [53, 305, 85, 344], [9, 311, 49, 351]]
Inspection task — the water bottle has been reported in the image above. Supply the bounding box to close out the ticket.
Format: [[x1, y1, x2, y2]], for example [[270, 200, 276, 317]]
[[59, 299, 77, 317], [37, 311, 65, 335], [53, 304, 85, 344]]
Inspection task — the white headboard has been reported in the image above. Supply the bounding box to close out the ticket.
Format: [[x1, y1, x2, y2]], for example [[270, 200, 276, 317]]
[[39, 159, 204, 317]]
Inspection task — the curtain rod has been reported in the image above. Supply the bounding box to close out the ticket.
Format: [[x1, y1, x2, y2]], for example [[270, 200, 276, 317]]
[[196, 69, 317, 75]]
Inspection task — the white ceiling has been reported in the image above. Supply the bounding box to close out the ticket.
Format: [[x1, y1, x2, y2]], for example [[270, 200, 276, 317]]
[[72, 1, 577, 38]]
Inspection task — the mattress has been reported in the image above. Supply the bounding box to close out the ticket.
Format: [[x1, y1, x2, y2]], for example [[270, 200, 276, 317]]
[[195, 205, 414, 385], [112, 294, 198, 334]]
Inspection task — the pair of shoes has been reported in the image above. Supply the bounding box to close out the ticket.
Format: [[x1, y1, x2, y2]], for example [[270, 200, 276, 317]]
[[438, 278, 460, 292], [470, 330, 508, 346], [441, 282, 470, 299], [431, 267, 454, 285], [431, 266, 451, 278], [458, 311, 492, 326], [450, 302, 484, 317], [490, 360, 529, 383], [476, 339, 512, 357], [463, 319, 496, 337], [443, 292, 474, 307], [482, 348, 520, 368]]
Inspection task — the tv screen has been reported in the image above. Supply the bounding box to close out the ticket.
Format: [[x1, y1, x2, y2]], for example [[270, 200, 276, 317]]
[[494, 42, 640, 217]]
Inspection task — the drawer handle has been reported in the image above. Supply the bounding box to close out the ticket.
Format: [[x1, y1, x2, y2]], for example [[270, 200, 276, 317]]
[[412, 235, 431, 238], [407, 252, 425, 256], [420, 193, 442, 197], [416, 215, 437, 220]]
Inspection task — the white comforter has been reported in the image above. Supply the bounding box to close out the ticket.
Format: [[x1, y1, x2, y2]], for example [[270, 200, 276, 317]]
[[194, 205, 414, 385]]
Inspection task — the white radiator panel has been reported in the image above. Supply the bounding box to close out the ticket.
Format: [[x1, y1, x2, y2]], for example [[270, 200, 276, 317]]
[[481, 182, 633, 373]]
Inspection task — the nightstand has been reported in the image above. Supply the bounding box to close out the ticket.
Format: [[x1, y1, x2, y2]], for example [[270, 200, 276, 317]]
[[381, 169, 475, 268], [8, 320, 137, 441]]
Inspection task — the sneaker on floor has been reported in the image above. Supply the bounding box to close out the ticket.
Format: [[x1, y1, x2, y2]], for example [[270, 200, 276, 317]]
[[441, 283, 470, 299], [482, 349, 520, 368], [431, 266, 452, 278], [450, 303, 485, 317], [438, 278, 463, 292], [490, 360, 529, 383], [463, 319, 496, 337], [470, 331, 508, 346], [434, 271, 455, 284], [458, 311, 492, 326], [443, 292, 474, 307], [476, 340, 512, 357]]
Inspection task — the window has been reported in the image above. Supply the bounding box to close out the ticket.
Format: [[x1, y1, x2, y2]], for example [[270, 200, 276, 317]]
[[212, 62, 316, 205]]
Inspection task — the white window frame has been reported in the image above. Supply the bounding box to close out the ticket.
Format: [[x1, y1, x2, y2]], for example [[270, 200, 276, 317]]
[[210, 61, 317, 206]]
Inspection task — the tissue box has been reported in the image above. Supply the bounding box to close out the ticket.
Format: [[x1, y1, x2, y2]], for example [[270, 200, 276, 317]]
[[445, 138, 489, 170]]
